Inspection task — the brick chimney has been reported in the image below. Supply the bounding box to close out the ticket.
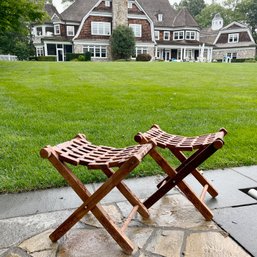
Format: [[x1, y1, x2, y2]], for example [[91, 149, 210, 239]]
[[112, 0, 128, 29]]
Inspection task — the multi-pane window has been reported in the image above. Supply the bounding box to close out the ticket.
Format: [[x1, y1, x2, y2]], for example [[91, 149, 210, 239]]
[[163, 31, 170, 40], [154, 31, 160, 40], [185, 31, 196, 40], [36, 47, 44, 56], [228, 33, 239, 43], [227, 52, 237, 59], [83, 45, 107, 58], [129, 24, 142, 37], [173, 31, 184, 40], [54, 24, 60, 35], [67, 26, 75, 36], [91, 22, 111, 35]]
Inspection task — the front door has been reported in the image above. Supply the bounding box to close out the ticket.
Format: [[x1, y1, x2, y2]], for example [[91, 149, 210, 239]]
[[57, 48, 64, 62]]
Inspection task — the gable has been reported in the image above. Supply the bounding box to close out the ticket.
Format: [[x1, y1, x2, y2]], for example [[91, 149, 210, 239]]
[[221, 21, 247, 31]]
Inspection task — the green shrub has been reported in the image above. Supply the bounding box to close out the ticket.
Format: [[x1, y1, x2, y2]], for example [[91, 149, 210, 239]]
[[66, 52, 91, 61], [37, 56, 56, 61], [110, 25, 135, 60], [78, 55, 85, 61], [136, 53, 152, 62], [84, 51, 91, 61]]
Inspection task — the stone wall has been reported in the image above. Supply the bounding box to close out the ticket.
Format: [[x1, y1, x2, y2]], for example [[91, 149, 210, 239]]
[[213, 47, 256, 60], [112, 0, 128, 29]]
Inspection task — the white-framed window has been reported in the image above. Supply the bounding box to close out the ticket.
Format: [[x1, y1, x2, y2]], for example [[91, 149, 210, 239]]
[[91, 22, 111, 35], [228, 33, 239, 43], [158, 14, 163, 22], [163, 31, 170, 40], [129, 24, 142, 37], [36, 47, 44, 56], [83, 45, 107, 58], [185, 31, 196, 40], [105, 0, 110, 7], [54, 24, 60, 35], [227, 52, 237, 59], [132, 47, 148, 58], [154, 31, 160, 40], [128, 1, 133, 8], [173, 31, 184, 40], [67, 26, 75, 36]]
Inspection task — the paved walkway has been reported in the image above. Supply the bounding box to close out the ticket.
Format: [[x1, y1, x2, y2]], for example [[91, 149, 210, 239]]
[[0, 166, 256, 257]]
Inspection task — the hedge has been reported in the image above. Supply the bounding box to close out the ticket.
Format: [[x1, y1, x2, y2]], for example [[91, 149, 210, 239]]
[[66, 52, 91, 61]]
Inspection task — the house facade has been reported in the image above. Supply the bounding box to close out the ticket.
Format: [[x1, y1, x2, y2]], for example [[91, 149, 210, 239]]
[[201, 14, 256, 61], [32, 0, 213, 61]]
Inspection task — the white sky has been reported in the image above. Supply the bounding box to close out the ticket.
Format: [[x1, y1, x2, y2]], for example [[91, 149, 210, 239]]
[[53, 0, 223, 13]]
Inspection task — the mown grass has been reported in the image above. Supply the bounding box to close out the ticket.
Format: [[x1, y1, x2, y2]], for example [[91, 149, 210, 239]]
[[0, 61, 256, 193]]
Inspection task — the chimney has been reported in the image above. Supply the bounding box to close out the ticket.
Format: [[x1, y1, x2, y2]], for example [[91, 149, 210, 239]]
[[112, 0, 128, 29]]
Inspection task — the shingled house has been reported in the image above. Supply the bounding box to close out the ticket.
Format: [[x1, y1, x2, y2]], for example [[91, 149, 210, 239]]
[[201, 14, 256, 61], [32, 0, 213, 61]]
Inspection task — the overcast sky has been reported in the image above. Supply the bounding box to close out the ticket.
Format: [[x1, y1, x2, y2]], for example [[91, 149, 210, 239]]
[[53, 0, 222, 13]]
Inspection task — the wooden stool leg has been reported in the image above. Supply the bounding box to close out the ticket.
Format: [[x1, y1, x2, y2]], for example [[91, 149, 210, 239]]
[[170, 149, 218, 198], [46, 153, 141, 254], [145, 146, 217, 220]]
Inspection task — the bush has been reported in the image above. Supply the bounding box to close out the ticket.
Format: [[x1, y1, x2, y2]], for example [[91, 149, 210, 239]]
[[37, 56, 56, 61], [78, 55, 85, 61], [66, 52, 91, 61], [136, 53, 152, 62], [110, 25, 135, 60]]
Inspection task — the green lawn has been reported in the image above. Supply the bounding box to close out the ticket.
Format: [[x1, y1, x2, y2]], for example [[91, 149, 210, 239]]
[[0, 61, 256, 193]]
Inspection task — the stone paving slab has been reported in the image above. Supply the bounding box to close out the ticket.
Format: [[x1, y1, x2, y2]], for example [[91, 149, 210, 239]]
[[214, 204, 257, 257], [0, 186, 93, 219], [0, 194, 251, 257], [232, 165, 257, 183], [184, 168, 257, 209]]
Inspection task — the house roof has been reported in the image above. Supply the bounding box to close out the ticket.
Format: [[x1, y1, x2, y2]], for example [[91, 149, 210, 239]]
[[172, 8, 198, 28], [61, 0, 99, 22], [200, 27, 219, 44], [45, 3, 62, 20], [137, 0, 177, 27]]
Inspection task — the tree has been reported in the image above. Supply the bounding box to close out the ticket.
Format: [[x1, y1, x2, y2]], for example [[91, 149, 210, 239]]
[[0, 0, 46, 59], [176, 0, 206, 17], [236, 0, 257, 40], [195, 3, 234, 28], [110, 25, 135, 60]]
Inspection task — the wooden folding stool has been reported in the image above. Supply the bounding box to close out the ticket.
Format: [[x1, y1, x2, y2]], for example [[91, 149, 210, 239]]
[[40, 134, 154, 254], [134, 125, 227, 221]]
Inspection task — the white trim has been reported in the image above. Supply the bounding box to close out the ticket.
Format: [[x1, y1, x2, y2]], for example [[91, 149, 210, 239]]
[[228, 33, 239, 43], [43, 40, 73, 45], [213, 47, 256, 51], [221, 21, 246, 31], [65, 21, 80, 26], [154, 31, 160, 40], [128, 1, 133, 8], [128, 14, 148, 19], [73, 0, 102, 40], [74, 40, 109, 46], [90, 11, 112, 17], [105, 0, 110, 7]]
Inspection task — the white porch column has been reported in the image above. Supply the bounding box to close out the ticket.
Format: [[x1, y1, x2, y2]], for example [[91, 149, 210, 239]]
[[44, 42, 48, 56], [183, 48, 186, 60], [180, 48, 183, 61], [42, 25, 46, 36]]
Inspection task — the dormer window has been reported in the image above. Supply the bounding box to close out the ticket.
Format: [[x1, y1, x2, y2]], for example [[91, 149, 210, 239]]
[[158, 14, 163, 22], [228, 33, 239, 43], [105, 1, 110, 7], [54, 24, 60, 35], [128, 2, 132, 8], [163, 31, 170, 40]]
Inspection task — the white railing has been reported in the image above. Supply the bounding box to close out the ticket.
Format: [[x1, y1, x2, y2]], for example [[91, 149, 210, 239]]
[[0, 54, 18, 61]]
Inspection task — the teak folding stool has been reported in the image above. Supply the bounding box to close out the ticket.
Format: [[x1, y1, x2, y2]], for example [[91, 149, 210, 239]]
[[135, 125, 227, 221], [40, 134, 154, 254]]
